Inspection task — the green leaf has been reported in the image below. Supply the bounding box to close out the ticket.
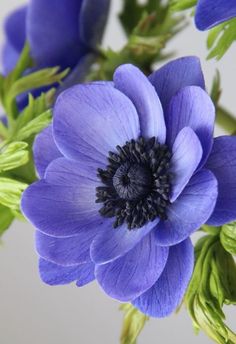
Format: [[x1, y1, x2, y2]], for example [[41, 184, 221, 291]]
[[0, 42, 63, 126], [0, 141, 29, 172], [5, 67, 68, 119], [170, 0, 197, 11], [201, 224, 221, 236], [0, 42, 64, 233], [220, 222, 236, 255], [120, 304, 148, 344], [0, 44, 32, 118], [2, 43, 32, 93], [14, 110, 52, 141], [14, 89, 55, 133], [0, 177, 27, 210], [210, 70, 221, 106], [210, 242, 236, 305], [8, 144, 37, 185], [207, 25, 223, 50], [8, 43, 32, 83], [0, 204, 14, 236], [207, 18, 236, 60], [185, 235, 236, 344]]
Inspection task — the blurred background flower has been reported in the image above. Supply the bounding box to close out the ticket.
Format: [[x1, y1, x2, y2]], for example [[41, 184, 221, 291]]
[[195, 0, 236, 30]]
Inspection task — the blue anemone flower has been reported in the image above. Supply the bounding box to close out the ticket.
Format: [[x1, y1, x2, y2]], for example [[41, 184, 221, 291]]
[[3, 0, 110, 74], [195, 0, 236, 30], [21, 57, 236, 317]]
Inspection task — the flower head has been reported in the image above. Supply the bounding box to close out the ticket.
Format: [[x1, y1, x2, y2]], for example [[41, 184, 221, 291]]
[[195, 0, 236, 30], [21, 57, 236, 317], [3, 0, 110, 73]]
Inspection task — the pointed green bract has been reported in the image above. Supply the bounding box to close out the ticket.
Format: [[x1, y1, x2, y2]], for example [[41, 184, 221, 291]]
[[120, 304, 149, 344]]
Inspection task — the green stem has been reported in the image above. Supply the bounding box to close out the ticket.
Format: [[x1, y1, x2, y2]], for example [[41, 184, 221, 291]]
[[216, 105, 236, 133]]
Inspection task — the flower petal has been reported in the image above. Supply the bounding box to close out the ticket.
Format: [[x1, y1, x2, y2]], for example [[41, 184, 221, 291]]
[[155, 169, 218, 246], [45, 154, 105, 184], [91, 218, 159, 264], [76, 262, 95, 287], [206, 136, 236, 225], [149, 56, 205, 112], [36, 229, 95, 266], [133, 239, 193, 317], [170, 127, 202, 202], [95, 232, 169, 302], [4, 6, 27, 52], [166, 86, 215, 167], [27, 0, 85, 68], [79, 0, 110, 48], [114, 64, 166, 143], [195, 0, 236, 30], [21, 157, 105, 237], [33, 125, 62, 178], [53, 84, 140, 164], [39, 258, 94, 286]]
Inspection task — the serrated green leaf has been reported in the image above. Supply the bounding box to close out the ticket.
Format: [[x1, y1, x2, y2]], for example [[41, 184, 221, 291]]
[[2, 43, 32, 94], [12, 89, 55, 136], [0, 42, 62, 125], [7, 67, 68, 103], [0, 177, 27, 210], [0, 141, 29, 172], [8, 43, 32, 83], [120, 304, 148, 344], [0, 204, 14, 236], [14, 110, 52, 141], [220, 222, 236, 255], [1, 44, 32, 118]]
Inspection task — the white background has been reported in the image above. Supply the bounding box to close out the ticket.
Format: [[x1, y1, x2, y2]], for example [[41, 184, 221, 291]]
[[0, 1, 235, 343]]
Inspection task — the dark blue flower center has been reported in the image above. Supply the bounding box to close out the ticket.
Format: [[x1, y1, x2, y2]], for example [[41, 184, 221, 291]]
[[113, 163, 152, 200], [96, 137, 172, 230]]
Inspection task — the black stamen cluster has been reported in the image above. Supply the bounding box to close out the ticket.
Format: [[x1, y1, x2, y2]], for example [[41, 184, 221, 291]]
[[96, 137, 172, 230]]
